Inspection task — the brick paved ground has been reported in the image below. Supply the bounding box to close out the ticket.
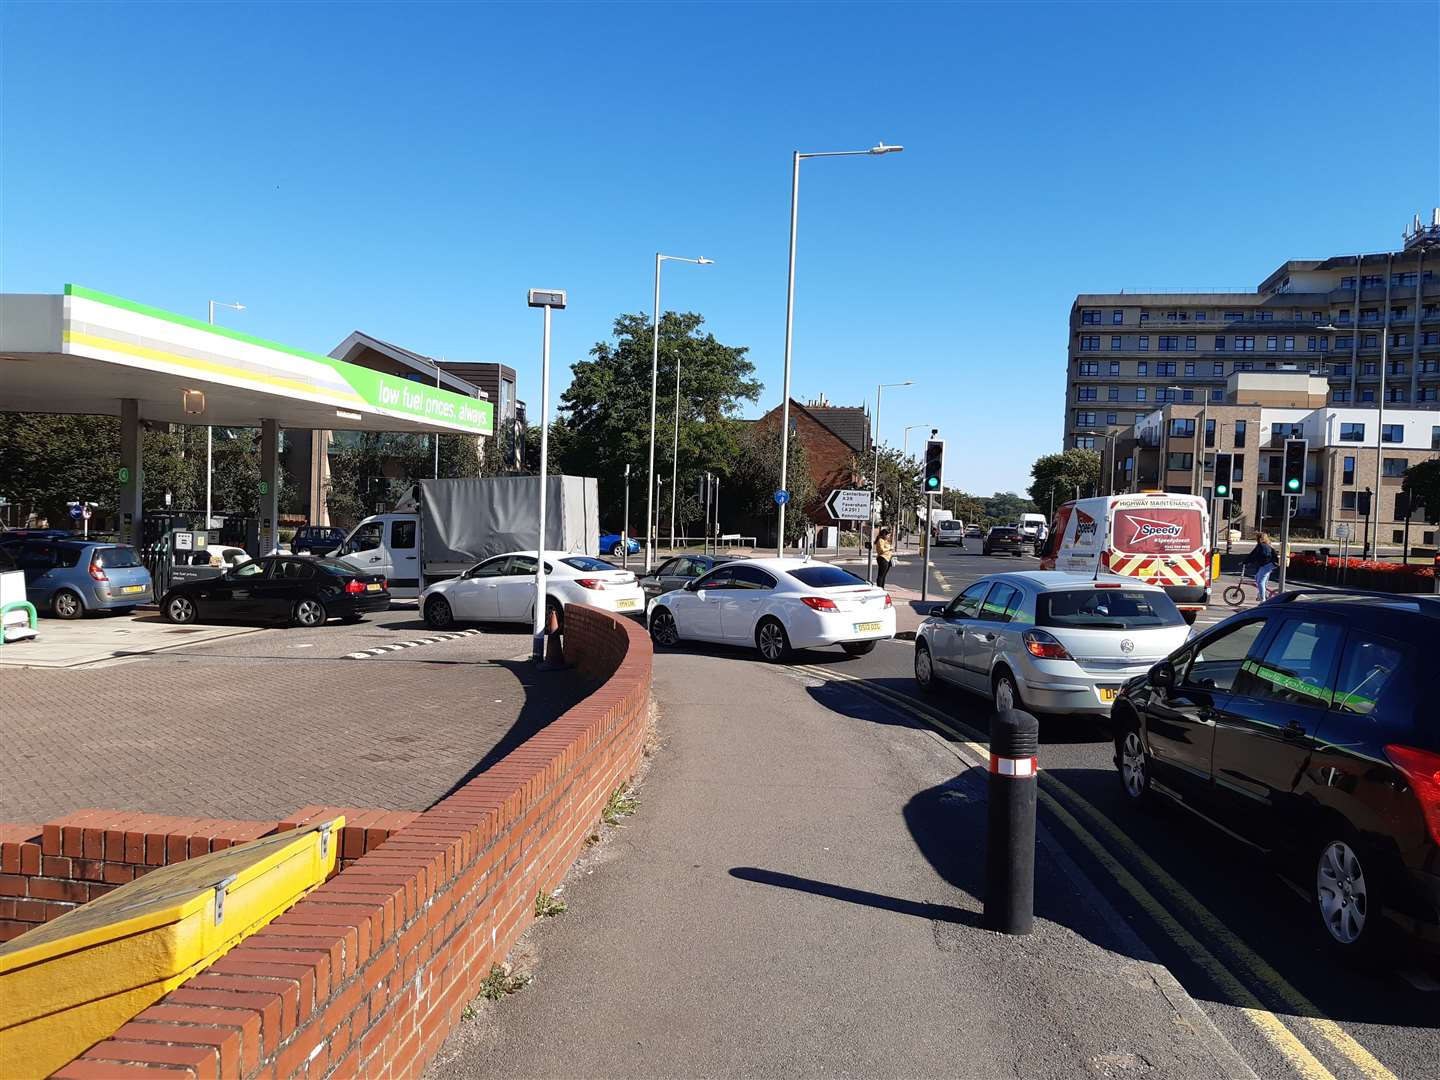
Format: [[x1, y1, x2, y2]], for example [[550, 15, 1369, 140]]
[[0, 606, 591, 822]]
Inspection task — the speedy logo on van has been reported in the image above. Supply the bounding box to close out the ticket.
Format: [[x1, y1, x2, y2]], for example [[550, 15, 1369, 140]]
[[1074, 510, 1098, 540], [1127, 516, 1184, 543], [1114, 508, 1201, 555]]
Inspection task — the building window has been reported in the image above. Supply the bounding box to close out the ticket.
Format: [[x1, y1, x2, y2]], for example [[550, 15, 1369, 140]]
[[1362, 361, 1378, 375], [1393, 273, 1419, 287], [1110, 335, 1122, 351], [1332, 362, 1351, 376], [1075, 436, 1096, 450], [1075, 411, 1097, 426], [1362, 334, 1378, 348], [1108, 386, 1120, 401], [1282, 336, 1294, 351], [1156, 388, 1173, 403], [1080, 335, 1100, 351], [1169, 418, 1196, 437], [1343, 456, 1355, 484], [1159, 335, 1179, 351], [1135, 387, 1147, 402], [1234, 360, 1254, 371], [1391, 306, 1408, 320], [1182, 390, 1195, 402], [1210, 388, 1224, 402], [1340, 277, 1357, 290], [1214, 335, 1226, 350], [1138, 335, 1149, 351], [1267, 336, 1278, 351], [1423, 387, 1440, 403], [1422, 333, 1440, 346], [1156, 362, 1176, 376], [1361, 276, 1385, 289], [1383, 458, 1407, 478], [1109, 360, 1121, 375], [1082, 309, 1102, 325], [1184, 361, 1196, 376], [1387, 387, 1409, 403], [1360, 309, 1379, 323], [1340, 422, 1365, 442], [1167, 452, 1193, 471], [1137, 361, 1149, 376], [1341, 491, 1357, 510], [1212, 362, 1224, 377], [1382, 424, 1403, 443], [1112, 309, 1124, 324], [1234, 420, 1247, 447], [1257, 311, 1273, 322], [1360, 389, 1376, 402], [1105, 412, 1118, 425], [1232, 459, 1244, 481], [1185, 335, 1196, 351], [1140, 310, 1150, 323], [1337, 309, 1352, 323], [1235, 336, 1255, 351], [1332, 389, 1351, 402], [1224, 311, 1243, 321], [1336, 335, 1353, 349], [1392, 333, 1411, 348], [1195, 311, 1207, 322], [1205, 418, 1216, 447], [1078, 361, 1100, 376], [1078, 386, 1098, 401]]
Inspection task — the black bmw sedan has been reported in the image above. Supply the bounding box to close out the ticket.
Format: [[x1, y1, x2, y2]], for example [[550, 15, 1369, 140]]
[[160, 556, 389, 627], [1112, 589, 1439, 960]]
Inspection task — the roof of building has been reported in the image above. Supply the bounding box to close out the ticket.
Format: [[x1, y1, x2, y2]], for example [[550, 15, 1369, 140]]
[[806, 405, 871, 454], [329, 331, 485, 398]]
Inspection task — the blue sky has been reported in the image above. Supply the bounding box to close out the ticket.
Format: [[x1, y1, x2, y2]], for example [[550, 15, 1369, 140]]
[[2, 1, 1436, 495]]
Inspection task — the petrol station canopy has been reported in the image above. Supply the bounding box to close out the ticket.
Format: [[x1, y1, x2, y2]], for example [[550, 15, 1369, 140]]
[[0, 285, 494, 437]]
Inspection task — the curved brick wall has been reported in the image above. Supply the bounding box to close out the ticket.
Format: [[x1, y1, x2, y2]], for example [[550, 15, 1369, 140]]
[[55, 605, 651, 1079]]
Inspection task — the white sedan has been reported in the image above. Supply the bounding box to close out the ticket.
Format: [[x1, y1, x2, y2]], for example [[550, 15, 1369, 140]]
[[420, 551, 646, 629], [647, 557, 895, 662]]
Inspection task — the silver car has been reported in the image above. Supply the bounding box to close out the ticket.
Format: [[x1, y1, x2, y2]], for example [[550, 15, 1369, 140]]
[[913, 571, 1191, 716]]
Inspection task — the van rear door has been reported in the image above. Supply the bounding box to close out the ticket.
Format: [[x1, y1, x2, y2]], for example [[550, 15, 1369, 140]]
[[1108, 503, 1207, 586]]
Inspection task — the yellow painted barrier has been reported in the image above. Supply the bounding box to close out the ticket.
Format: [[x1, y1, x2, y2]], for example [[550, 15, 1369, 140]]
[[0, 816, 341, 1079]]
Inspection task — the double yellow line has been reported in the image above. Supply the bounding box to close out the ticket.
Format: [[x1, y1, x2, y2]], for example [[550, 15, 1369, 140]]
[[791, 662, 1398, 1080]]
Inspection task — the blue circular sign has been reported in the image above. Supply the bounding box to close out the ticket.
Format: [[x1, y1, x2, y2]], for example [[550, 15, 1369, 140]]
[[774, 489, 790, 506], [69, 504, 84, 519]]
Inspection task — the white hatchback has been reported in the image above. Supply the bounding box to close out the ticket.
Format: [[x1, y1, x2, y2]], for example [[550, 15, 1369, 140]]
[[420, 551, 646, 629], [647, 557, 895, 662]]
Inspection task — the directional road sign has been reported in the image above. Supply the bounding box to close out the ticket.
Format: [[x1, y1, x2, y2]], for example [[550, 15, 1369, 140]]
[[823, 488, 872, 521], [773, 489, 789, 506]]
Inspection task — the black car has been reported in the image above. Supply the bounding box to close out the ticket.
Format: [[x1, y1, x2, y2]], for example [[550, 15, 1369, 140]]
[[1112, 589, 1440, 959], [160, 556, 389, 627], [289, 525, 348, 556], [982, 526, 1029, 557], [638, 554, 741, 602]]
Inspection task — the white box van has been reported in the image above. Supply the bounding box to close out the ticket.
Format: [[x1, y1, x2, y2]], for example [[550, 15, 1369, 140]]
[[1039, 493, 1211, 619]]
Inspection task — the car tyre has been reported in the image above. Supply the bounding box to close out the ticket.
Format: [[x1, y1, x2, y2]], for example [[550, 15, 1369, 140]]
[[1114, 710, 1152, 805], [841, 641, 876, 657], [163, 593, 197, 625], [51, 589, 84, 620], [914, 642, 936, 692], [293, 597, 328, 628], [610, 542, 624, 557], [425, 596, 454, 630], [1314, 834, 1387, 964], [649, 607, 680, 647], [755, 617, 791, 663], [991, 667, 1023, 714]]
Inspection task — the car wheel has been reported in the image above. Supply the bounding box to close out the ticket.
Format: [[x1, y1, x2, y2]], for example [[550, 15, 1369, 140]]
[[51, 589, 84, 620], [424, 596, 454, 630], [163, 593, 197, 625], [914, 642, 936, 691], [1114, 713, 1152, 804], [841, 641, 876, 657], [610, 543, 624, 557], [755, 618, 791, 663], [992, 667, 1023, 714], [1314, 836, 1385, 962], [649, 607, 680, 647], [293, 597, 328, 627]]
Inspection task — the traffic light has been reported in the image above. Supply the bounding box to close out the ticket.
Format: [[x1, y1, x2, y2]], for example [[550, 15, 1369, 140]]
[[1213, 453, 1233, 499], [1357, 489, 1372, 517], [922, 439, 945, 494], [1282, 438, 1308, 497]]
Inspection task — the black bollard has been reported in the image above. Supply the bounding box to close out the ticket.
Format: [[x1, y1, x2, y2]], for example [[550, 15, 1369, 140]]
[[984, 708, 1039, 934]]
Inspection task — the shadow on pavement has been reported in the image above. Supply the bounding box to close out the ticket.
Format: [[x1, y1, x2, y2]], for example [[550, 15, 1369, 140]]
[[728, 867, 981, 926]]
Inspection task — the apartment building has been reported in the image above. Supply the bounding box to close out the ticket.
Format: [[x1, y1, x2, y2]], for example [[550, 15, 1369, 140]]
[[1065, 211, 1440, 464]]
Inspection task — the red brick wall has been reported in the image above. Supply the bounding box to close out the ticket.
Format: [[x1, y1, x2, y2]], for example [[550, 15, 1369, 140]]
[[58, 604, 652, 1079], [753, 403, 862, 523]]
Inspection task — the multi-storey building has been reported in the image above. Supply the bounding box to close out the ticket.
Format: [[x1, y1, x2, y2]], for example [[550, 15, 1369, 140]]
[[1065, 211, 1440, 464]]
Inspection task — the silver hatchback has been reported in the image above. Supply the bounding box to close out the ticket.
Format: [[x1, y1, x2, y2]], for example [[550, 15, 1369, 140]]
[[913, 571, 1191, 716]]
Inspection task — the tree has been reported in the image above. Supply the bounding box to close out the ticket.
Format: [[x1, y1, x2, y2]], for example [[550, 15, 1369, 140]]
[[729, 424, 816, 546], [852, 446, 920, 527], [558, 311, 760, 529], [938, 489, 987, 525], [982, 492, 1039, 524], [1028, 449, 1102, 509], [1403, 458, 1440, 525]]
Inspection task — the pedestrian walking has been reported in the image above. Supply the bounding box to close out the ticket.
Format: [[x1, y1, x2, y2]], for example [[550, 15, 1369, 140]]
[[1242, 532, 1278, 598], [875, 526, 895, 589]]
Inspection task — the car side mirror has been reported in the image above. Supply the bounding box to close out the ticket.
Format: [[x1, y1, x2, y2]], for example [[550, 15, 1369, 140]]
[[1149, 661, 1174, 690], [684, 580, 699, 591], [930, 606, 945, 617]]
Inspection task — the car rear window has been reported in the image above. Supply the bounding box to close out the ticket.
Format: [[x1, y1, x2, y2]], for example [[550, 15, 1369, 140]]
[[788, 565, 866, 588], [315, 558, 360, 576], [95, 546, 142, 569], [563, 556, 615, 572], [991, 528, 1017, 537], [1037, 588, 1184, 629]]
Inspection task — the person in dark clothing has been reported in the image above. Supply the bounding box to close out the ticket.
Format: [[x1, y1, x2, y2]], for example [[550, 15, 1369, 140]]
[[875, 527, 894, 588], [1241, 532, 1278, 597]]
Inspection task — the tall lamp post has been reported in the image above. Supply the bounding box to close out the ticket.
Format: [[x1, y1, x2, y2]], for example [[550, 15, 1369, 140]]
[[668, 259, 715, 552], [1079, 430, 1117, 497], [646, 254, 711, 570], [1368, 254, 1395, 557], [866, 380, 913, 583], [527, 288, 566, 663], [205, 300, 246, 528], [776, 142, 904, 556]]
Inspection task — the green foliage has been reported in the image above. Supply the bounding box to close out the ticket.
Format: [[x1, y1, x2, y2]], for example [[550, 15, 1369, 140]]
[[477, 964, 530, 1001], [324, 431, 482, 528], [1028, 449, 1102, 509], [981, 491, 1040, 524], [602, 784, 638, 826], [937, 490, 988, 525], [728, 423, 817, 545], [1403, 458, 1440, 525], [534, 890, 568, 918], [855, 446, 920, 526], [557, 312, 760, 530]]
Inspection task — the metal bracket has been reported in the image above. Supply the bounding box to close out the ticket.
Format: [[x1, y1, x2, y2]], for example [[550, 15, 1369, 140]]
[[214, 874, 238, 925], [317, 821, 333, 862]]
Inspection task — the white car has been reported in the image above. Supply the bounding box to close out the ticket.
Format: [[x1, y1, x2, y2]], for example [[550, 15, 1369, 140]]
[[647, 557, 895, 662], [914, 571, 1191, 716], [420, 551, 646, 629]]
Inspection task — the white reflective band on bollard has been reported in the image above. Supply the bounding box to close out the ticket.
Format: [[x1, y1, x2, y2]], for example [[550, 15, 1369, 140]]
[[988, 754, 1038, 778]]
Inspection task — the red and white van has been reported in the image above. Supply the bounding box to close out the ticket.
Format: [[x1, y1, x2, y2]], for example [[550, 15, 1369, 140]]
[[1039, 493, 1211, 619]]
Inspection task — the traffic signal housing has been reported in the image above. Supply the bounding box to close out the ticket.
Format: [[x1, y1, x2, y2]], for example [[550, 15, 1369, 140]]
[[922, 439, 945, 495], [1213, 453, 1233, 499], [1282, 438, 1308, 497]]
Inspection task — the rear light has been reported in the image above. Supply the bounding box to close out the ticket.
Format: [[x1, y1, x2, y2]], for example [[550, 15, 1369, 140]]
[[89, 560, 107, 582], [1384, 744, 1440, 847], [883, 594, 893, 608], [1093, 583, 1122, 589], [345, 579, 366, 594], [575, 578, 608, 590], [380, 578, 387, 591], [1022, 629, 1073, 660], [801, 596, 839, 611]]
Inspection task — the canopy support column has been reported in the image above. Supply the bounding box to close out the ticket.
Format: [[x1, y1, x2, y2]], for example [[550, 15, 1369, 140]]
[[260, 419, 280, 554], [119, 398, 143, 546]]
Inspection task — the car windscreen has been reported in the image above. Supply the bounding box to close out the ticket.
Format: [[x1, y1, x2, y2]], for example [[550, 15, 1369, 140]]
[[562, 556, 616, 572], [1037, 588, 1184, 630], [96, 546, 142, 569], [787, 565, 867, 589]]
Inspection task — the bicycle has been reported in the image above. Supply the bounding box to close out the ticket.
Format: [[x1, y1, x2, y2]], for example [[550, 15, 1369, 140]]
[[1222, 571, 1280, 607]]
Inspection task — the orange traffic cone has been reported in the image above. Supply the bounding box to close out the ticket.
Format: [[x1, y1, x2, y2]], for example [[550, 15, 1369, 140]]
[[544, 605, 566, 667]]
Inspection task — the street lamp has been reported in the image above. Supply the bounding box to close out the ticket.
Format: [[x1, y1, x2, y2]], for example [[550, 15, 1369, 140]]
[[669, 258, 715, 553], [1079, 430, 1117, 498], [901, 423, 931, 539], [776, 142, 904, 556], [646, 254, 711, 570], [527, 288, 566, 663], [866, 380, 913, 583], [205, 300, 246, 528]]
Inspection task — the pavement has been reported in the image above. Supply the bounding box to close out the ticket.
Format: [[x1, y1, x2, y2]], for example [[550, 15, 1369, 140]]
[[0, 604, 590, 822], [0, 611, 266, 668], [429, 648, 1253, 1080]]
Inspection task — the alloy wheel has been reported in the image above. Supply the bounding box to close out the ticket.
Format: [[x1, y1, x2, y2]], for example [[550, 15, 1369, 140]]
[[1317, 841, 1369, 945], [758, 621, 787, 662], [296, 599, 325, 627], [427, 597, 453, 629], [650, 609, 679, 646], [1120, 731, 1147, 798], [53, 591, 82, 619], [994, 674, 1016, 713], [166, 596, 195, 624], [915, 645, 933, 688]]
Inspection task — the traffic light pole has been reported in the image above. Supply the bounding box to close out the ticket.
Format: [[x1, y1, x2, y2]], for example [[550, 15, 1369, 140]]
[[1279, 494, 1292, 593], [921, 493, 934, 603]]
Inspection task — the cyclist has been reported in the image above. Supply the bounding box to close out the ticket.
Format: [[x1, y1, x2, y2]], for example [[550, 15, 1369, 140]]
[[1241, 532, 1279, 599]]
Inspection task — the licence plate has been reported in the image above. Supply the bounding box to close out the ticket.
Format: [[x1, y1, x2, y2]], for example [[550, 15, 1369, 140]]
[[366, 583, 382, 592], [121, 585, 145, 594], [616, 598, 639, 610], [1099, 687, 1120, 702], [854, 621, 882, 633]]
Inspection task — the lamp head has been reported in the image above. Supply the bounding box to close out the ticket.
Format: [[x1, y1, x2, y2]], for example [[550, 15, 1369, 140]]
[[697, 257, 714, 265], [870, 143, 904, 155]]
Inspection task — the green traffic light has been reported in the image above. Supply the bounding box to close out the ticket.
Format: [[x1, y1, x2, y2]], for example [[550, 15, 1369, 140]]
[[1216, 486, 1228, 496], [1287, 478, 1300, 491], [927, 477, 939, 489]]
